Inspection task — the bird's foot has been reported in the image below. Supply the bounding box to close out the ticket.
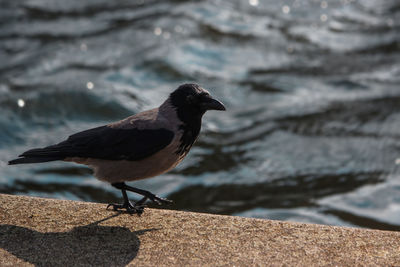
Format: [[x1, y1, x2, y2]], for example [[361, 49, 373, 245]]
[[148, 195, 173, 206], [107, 201, 145, 215]]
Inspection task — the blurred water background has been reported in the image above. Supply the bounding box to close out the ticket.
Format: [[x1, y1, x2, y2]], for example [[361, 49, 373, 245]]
[[1, 0, 400, 230]]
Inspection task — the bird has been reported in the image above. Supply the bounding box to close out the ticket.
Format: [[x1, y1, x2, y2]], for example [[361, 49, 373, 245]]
[[9, 83, 226, 214]]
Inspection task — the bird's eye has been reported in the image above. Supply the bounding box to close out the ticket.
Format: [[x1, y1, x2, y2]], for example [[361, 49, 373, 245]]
[[200, 92, 210, 97], [186, 95, 196, 104]]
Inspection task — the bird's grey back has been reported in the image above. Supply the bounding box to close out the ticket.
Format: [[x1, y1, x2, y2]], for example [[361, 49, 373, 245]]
[[76, 99, 188, 182], [108, 100, 181, 132]]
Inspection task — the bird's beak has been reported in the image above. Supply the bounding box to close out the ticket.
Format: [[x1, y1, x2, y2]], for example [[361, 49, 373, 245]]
[[200, 97, 226, 111]]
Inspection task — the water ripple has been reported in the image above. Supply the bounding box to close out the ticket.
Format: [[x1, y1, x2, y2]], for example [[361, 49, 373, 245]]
[[1, 0, 399, 229]]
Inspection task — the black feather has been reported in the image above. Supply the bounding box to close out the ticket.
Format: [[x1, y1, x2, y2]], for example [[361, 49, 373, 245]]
[[8, 157, 63, 165], [9, 126, 174, 164], [170, 84, 204, 155]]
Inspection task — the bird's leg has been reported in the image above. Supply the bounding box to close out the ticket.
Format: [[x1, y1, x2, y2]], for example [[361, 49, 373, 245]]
[[113, 182, 173, 206], [107, 185, 145, 214], [124, 183, 173, 205], [135, 196, 148, 206]]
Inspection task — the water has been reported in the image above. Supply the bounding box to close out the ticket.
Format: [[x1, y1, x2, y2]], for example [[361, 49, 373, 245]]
[[1, 0, 400, 230]]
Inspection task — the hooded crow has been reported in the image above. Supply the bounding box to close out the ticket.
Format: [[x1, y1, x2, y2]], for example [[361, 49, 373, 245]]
[[9, 83, 226, 214]]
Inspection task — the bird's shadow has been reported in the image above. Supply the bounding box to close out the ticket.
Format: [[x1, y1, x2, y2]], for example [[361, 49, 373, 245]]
[[0, 214, 157, 266]]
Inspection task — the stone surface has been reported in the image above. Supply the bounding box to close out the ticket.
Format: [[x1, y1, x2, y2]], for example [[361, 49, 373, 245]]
[[0, 193, 399, 266]]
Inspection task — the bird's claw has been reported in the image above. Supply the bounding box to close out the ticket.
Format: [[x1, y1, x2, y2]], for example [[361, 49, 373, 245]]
[[149, 195, 173, 205], [107, 201, 145, 215]]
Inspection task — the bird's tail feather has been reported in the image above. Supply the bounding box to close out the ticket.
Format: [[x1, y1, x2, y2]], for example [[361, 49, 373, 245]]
[[8, 157, 63, 165], [8, 146, 66, 165]]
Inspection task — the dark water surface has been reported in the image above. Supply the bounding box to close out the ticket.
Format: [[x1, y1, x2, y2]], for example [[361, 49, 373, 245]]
[[1, 0, 400, 230]]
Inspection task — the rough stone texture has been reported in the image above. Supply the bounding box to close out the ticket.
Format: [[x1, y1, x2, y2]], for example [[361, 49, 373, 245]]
[[0, 194, 399, 266]]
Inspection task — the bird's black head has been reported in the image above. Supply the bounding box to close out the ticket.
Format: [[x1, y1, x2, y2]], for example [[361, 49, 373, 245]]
[[169, 83, 225, 155], [170, 84, 225, 118]]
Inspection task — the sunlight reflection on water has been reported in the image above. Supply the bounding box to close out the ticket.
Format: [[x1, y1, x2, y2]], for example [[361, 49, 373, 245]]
[[0, 0, 399, 230]]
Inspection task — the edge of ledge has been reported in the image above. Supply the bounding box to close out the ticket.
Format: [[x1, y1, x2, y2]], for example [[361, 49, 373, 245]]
[[1, 193, 400, 266]]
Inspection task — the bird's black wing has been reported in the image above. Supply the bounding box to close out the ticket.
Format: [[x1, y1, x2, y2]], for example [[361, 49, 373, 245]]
[[12, 126, 175, 162]]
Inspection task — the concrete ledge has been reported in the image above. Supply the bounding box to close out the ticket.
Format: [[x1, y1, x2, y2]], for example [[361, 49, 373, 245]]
[[0, 194, 399, 266]]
